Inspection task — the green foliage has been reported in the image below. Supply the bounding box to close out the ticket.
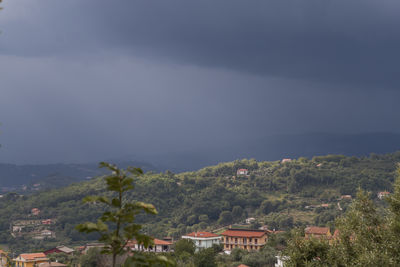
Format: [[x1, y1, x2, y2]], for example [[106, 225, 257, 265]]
[[218, 211, 233, 225], [284, 165, 400, 266], [193, 247, 217, 267], [80, 248, 101, 267], [231, 206, 244, 220], [76, 162, 173, 267], [1, 154, 400, 254], [174, 239, 195, 258]]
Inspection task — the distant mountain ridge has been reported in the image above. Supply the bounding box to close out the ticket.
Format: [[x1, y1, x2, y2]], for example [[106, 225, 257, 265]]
[[0, 161, 157, 188], [136, 132, 400, 172], [1, 132, 399, 188]]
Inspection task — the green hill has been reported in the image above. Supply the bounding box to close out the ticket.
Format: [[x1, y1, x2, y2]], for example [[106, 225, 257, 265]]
[[1, 152, 399, 253]]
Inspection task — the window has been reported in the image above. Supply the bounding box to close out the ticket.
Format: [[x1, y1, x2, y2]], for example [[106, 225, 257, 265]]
[[199, 240, 202, 245], [235, 238, 238, 243], [255, 238, 258, 244], [226, 244, 229, 248]]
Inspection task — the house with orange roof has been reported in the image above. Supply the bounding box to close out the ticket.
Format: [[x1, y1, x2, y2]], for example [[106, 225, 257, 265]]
[[378, 191, 390, 200], [182, 232, 221, 251], [237, 169, 249, 176], [340, 195, 352, 200], [126, 238, 172, 253], [13, 253, 49, 267], [220, 228, 268, 253], [31, 208, 40, 216], [281, 158, 292, 163], [304, 226, 331, 240]]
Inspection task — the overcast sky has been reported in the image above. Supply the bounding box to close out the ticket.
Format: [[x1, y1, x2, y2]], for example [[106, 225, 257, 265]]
[[0, 0, 400, 164]]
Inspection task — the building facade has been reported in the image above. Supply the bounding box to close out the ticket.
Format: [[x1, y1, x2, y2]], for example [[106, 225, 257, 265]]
[[182, 232, 221, 251], [14, 253, 49, 267], [126, 239, 172, 253], [221, 229, 268, 253]]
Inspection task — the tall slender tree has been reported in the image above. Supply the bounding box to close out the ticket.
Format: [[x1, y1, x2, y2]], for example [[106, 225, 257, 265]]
[[76, 162, 174, 267]]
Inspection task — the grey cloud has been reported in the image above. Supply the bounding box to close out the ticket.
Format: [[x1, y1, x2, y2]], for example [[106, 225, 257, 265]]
[[0, 1, 400, 165], [3, 0, 399, 88]]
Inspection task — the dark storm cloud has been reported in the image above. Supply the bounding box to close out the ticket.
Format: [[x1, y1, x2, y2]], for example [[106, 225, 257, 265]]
[[3, 0, 400, 89], [1, 0, 400, 165]]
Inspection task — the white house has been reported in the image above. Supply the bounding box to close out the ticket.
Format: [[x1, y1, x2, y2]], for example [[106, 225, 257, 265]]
[[126, 239, 172, 253], [236, 169, 249, 176], [378, 191, 390, 200], [275, 256, 289, 267], [245, 217, 256, 224], [182, 232, 221, 251]]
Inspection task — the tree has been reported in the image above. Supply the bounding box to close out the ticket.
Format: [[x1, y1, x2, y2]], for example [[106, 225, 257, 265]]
[[193, 247, 217, 267], [76, 162, 174, 267], [80, 248, 101, 267], [174, 239, 195, 258], [384, 164, 400, 264], [231, 206, 243, 219], [218, 211, 233, 225]]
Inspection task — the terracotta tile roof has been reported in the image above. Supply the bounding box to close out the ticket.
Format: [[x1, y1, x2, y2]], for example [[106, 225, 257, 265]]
[[221, 229, 266, 238], [19, 253, 48, 261], [305, 227, 330, 235], [184, 232, 220, 238]]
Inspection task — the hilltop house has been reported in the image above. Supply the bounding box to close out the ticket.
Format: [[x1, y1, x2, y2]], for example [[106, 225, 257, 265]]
[[304, 226, 331, 239], [245, 217, 256, 224], [281, 158, 292, 163], [42, 219, 53, 225], [378, 191, 390, 200], [44, 246, 74, 255], [14, 253, 49, 267], [340, 195, 352, 200], [221, 228, 268, 253], [237, 169, 249, 176], [182, 232, 221, 251], [31, 208, 40, 216], [126, 239, 173, 253]]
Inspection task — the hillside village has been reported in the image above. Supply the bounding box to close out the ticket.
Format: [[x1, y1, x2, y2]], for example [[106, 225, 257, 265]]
[[0, 222, 344, 267], [0, 153, 398, 266]]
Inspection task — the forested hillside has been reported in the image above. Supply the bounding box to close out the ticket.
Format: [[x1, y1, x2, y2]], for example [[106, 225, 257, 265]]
[[1, 152, 399, 253]]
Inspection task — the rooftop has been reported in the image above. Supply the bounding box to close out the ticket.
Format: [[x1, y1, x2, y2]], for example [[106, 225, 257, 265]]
[[183, 232, 220, 238], [221, 228, 267, 238], [305, 227, 330, 235], [127, 238, 172, 246], [17, 253, 48, 262]]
